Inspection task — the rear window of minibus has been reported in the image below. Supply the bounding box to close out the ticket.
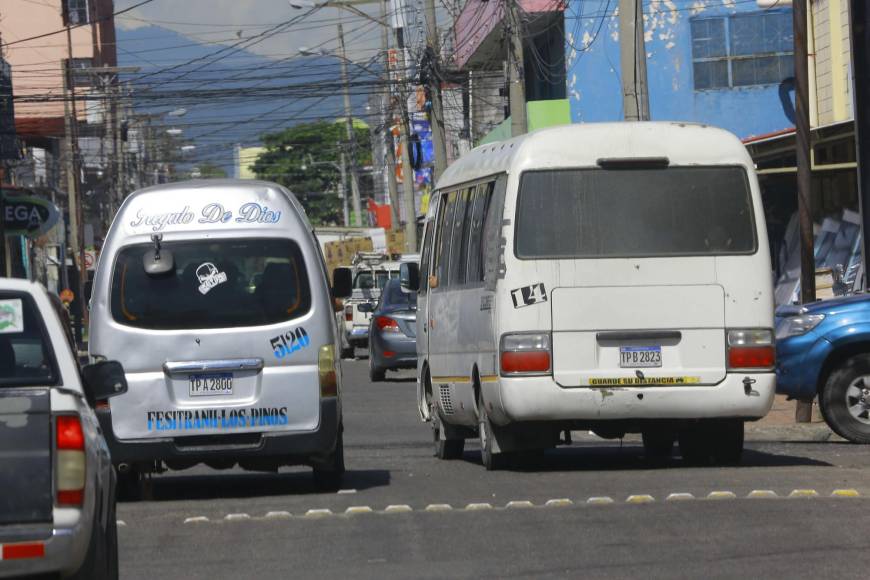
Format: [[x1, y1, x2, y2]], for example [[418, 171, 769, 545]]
[[515, 166, 757, 259]]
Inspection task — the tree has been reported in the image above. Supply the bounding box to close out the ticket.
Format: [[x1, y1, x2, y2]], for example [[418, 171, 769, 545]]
[[252, 120, 372, 226], [196, 163, 227, 178]]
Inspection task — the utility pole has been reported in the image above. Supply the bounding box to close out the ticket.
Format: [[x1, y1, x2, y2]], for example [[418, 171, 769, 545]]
[[618, 0, 650, 121], [424, 0, 448, 179], [338, 148, 351, 227], [338, 24, 363, 227], [380, 0, 400, 231], [393, 24, 418, 252], [506, 0, 527, 136], [63, 13, 86, 343], [794, 0, 815, 422]]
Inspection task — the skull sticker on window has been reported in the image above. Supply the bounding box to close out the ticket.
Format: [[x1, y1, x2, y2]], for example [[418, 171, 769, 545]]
[[196, 262, 228, 295]]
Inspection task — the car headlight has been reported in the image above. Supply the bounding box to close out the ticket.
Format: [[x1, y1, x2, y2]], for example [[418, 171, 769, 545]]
[[775, 314, 825, 340]]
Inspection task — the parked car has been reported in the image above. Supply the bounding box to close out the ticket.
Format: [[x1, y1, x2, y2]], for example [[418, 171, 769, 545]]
[[364, 279, 418, 381], [776, 293, 870, 443], [0, 279, 127, 579]]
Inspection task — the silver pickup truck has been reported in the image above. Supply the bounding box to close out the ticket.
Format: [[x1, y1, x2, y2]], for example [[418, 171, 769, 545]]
[[0, 279, 127, 579]]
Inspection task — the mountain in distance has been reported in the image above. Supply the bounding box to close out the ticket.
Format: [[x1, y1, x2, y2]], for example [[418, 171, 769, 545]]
[[116, 24, 375, 174]]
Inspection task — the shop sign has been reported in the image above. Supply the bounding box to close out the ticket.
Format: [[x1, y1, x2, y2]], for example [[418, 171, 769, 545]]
[[3, 196, 60, 237]]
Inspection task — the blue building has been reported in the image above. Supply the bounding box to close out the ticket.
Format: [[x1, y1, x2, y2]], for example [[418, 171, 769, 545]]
[[566, 1, 795, 139]]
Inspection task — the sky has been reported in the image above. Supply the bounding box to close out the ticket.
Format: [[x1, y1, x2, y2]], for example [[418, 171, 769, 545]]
[[114, 0, 441, 66]]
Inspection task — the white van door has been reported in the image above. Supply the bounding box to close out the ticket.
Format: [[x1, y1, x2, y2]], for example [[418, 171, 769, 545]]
[[513, 165, 760, 388]]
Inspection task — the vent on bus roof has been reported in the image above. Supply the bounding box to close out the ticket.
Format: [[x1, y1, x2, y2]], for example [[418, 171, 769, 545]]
[[439, 384, 454, 415]]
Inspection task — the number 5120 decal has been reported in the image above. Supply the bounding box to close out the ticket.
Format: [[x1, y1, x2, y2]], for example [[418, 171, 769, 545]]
[[270, 327, 310, 359]]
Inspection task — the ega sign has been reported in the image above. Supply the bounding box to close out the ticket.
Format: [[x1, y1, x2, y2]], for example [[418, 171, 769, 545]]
[[3, 196, 60, 237]]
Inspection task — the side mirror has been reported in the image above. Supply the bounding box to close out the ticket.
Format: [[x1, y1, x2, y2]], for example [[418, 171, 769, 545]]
[[332, 267, 352, 299], [357, 302, 374, 313], [400, 262, 420, 293], [81, 360, 128, 406]]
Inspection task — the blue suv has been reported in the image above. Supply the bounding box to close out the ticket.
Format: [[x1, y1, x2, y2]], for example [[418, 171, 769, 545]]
[[776, 294, 870, 443]]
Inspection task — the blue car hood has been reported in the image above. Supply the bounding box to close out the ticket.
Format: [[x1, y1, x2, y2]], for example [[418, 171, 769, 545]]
[[776, 293, 870, 318]]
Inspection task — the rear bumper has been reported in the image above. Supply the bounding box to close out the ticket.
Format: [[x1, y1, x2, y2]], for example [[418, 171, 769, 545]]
[[372, 333, 417, 369], [96, 397, 341, 467], [490, 373, 776, 425], [348, 326, 369, 346], [0, 521, 90, 579]]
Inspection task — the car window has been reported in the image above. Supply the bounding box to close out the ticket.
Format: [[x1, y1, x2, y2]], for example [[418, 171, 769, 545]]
[[0, 292, 59, 387], [111, 238, 312, 330]]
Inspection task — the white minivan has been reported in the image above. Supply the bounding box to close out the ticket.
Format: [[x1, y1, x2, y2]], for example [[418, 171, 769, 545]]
[[402, 122, 776, 470], [89, 180, 352, 492]]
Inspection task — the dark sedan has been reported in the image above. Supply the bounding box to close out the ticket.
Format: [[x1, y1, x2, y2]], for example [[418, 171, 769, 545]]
[[363, 279, 417, 381]]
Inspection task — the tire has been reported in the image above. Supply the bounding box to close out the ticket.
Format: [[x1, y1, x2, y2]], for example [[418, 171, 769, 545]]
[[116, 465, 143, 502], [340, 346, 354, 359], [710, 420, 744, 465], [313, 429, 345, 491], [369, 362, 386, 382], [820, 354, 870, 443], [70, 500, 116, 580], [678, 425, 712, 466], [642, 430, 675, 460], [478, 404, 509, 471], [432, 412, 465, 460]]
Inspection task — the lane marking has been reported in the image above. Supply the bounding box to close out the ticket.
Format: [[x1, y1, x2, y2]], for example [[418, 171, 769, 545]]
[[345, 506, 374, 515], [224, 513, 251, 521], [305, 509, 333, 517], [747, 490, 778, 499], [587, 497, 615, 505], [338, 489, 357, 495], [264, 511, 292, 519], [789, 489, 819, 498], [505, 500, 535, 509], [465, 503, 493, 511], [425, 504, 453, 512], [183, 516, 209, 524], [384, 505, 413, 514], [545, 499, 573, 508], [707, 491, 737, 500], [116, 520, 127, 527], [665, 493, 695, 501], [626, 495, 655, 504], [831, 489, 861, 498]]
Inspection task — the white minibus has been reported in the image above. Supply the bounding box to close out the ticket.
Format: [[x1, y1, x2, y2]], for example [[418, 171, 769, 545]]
[[402, 122, 775, 470]]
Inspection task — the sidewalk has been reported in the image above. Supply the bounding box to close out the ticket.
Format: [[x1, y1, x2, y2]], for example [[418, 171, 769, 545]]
[[746, 395, 840, 442]]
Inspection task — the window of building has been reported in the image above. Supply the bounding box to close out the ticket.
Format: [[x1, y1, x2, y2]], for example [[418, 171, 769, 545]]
[[66, 58, 93, 88], [691, 11, 793, 90], [66, 0, 89, 25]]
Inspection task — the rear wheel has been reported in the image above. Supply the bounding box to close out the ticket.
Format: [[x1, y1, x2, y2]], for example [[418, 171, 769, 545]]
[[313, 429, 345, 491], [642, 430, 675, 460], [70, 498, 117, 580], [820, 354, 870, 443], [340, 346, 355, 359], [116, 465, 143, 502], [432, 412, 464, 460], [478, 404, 509, 471], [678, 420, 744, 466]]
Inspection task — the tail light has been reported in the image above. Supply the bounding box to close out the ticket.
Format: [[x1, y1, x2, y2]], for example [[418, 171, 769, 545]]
[[344, 306, 353, 322], [375, 316, 400, 333], [727, 329, 775, 370], [500, 333, 551, 375], [56, 415, 85, 507], [319, 345, 338, 397]]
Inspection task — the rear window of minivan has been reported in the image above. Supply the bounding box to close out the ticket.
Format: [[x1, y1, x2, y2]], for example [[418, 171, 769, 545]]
[[111, 238, 311, 330], [515, 166, 757, 259]]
